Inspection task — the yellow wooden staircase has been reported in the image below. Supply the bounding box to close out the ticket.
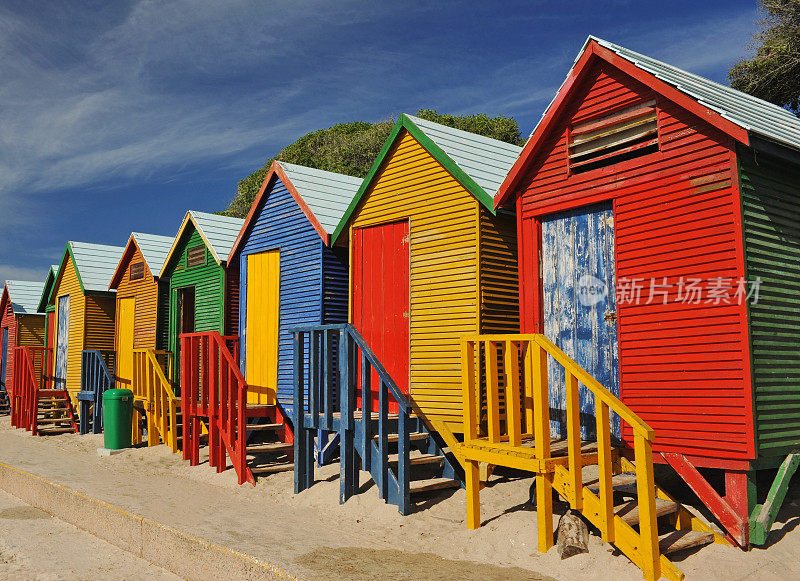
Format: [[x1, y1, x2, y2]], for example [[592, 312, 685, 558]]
[[456, 335, 727, 581], [132, 349, 181, 452]]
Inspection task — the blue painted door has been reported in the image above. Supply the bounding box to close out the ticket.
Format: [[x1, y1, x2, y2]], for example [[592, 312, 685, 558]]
[[541, 203, 619, 439], [56, 295, 69, 389], [1, 327, 8, 392]]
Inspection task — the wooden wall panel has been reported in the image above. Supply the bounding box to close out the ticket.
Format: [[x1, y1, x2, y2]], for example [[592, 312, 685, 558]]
[[237, 177, 329, 410], [739, 149, 800, 461], [17, 315, 45, 347], [115, 245, 159, 350], [84, 295, 115, 351], [349, 131, 481, 429], [515, 62, 753, 461], [1, 299, 16, 391], [479, 210, 520, 334], [54, 256, 86, 403]]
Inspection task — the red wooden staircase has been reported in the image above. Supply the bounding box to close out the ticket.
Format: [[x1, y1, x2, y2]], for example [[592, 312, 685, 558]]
[[11, 346, 78, 436], [180, 332, 294, 484]]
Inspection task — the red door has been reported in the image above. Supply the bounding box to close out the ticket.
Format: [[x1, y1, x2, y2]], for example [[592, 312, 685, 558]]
[[352, 221, 410, 411]]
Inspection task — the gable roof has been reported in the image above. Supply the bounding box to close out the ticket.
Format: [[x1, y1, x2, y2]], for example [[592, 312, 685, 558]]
[[331, 113, 523, 244], [109, 232, 174, 289], [2, 280, 46, 316], [160, 211, 244, 277], [495, 36, 800, 208], [37, 265, 59, 313], [51, 241, 125, 298], [229, 160, 363, 255]]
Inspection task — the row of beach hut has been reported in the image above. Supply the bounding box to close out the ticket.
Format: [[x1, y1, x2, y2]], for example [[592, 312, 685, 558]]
[[2, 37, 800, 580]]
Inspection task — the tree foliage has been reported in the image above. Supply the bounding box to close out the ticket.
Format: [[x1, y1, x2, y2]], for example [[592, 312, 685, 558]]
[[220, 109, 524, 217], [729, 0, 800, 116]]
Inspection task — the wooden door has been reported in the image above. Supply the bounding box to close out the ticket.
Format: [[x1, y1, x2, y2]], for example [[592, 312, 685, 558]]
[[116, 297, 135, 389], [0, 327, 7, 392], [55, 295, 69, 389], [541, 203, 619, 439], [246, 251, 280, 405], [352, 221, 410, 410]]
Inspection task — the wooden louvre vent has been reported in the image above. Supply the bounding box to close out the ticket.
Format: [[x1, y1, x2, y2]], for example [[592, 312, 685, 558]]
[[130, 261, 145, 281], [568, 101, 658, 173], [187, 245, 206, 267]]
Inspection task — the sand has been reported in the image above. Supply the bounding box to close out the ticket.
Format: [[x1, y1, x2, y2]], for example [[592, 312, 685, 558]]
[[0, 417, 798, 580]]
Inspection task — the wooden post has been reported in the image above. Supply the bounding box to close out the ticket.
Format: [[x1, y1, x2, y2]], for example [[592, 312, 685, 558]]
[[485, 341, 500, 443], [634, 434, 660, 581], [565, 371, 582, 510], [466, 459, 481, 530], [504, 340, 522, 447], [293, 332, 305, 494], [532, 342, 553, 553], [461, 340, 477, 442], [339, 328, 354, 504], [595, 399, 614, 543]]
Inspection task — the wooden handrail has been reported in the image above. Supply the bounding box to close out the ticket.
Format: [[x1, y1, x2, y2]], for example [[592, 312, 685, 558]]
[[461, 333, 661, 580]]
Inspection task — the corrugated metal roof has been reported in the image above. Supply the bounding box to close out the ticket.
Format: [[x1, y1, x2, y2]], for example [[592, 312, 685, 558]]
[[131, 232, 174, 275], [188, 211, 244, 264], [586, 36, 800, 152], [405, 115, 523, 197], [5, 280, 46, 314], [277, 161, 363, 235], [69, 241, 125, 293], [37, 265, 59, 313]]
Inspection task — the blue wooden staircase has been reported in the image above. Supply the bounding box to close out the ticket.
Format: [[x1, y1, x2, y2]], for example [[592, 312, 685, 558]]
[[79, 350, 116, 435], [292, 324, 462, 514]]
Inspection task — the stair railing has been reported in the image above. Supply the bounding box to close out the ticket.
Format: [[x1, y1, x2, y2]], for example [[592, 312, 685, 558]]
[[180, 332, 253, 485], [461, 334, 662, 581], [79, 350, 116, 434], [132, 349, 179, 452], [293, 323, 419, 514], [12, 347, 52, 432]]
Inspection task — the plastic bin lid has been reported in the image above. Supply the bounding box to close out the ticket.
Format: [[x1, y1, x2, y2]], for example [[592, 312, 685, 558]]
[[103, 388, 133, 400]]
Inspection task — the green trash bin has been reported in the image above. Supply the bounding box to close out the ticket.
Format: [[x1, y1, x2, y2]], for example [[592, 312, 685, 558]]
[[103, 388, 133, 450]]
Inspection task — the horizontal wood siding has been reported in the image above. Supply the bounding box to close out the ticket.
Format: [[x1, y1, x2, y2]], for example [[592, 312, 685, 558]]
[[1, 301, 16, 389], [84, 295, 116, 351], [479, 209, 520, 333], [225, 263, 240, 337], [166, 227, 226, 364], [350, 130, 481, 429], [16, 315, 45, 347], [238, 176, 324, 409], [516, 62, 754, 461], [739, 149, 800, 460], [156, 282, 169, 351], [322, 245, 349, 325], [54, 257, 86, 404], [116, 245, 159, 350]]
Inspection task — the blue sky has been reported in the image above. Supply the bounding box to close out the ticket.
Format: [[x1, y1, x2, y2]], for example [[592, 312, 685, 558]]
[[0, 0, 759, 288]]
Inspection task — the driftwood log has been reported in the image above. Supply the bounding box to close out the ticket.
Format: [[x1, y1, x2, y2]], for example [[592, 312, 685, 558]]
[[556, 510, 589, 559]]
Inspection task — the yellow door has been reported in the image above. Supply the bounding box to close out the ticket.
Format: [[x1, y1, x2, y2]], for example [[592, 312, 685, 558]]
[[246, 251, 279, 405], [116, 297, 135, 390]]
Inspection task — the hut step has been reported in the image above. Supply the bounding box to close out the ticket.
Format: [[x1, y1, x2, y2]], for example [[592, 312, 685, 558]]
[[247, 442, 293, 453], [583, 472, 638, 493], [374, 432, 428, 443], [246, 423, 283, 431], [614, 498, 679, 526], [250, 463, 295, 475], [658, 530, 715, 555], [409, 477, 460, 494], [387, 453, 444, 466]]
